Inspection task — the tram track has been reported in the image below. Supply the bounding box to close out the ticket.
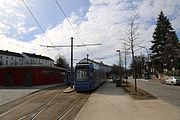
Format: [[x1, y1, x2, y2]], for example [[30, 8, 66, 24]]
[[0, 85, 67, 115], [0, 85, 67, 120], [20, 91, 76, 120], [0, 85, 91, 120], [28, 92, 87, 120], [57, 94, 90, 120], [18, 90, 65, 120], [22, 92, 90, 120]]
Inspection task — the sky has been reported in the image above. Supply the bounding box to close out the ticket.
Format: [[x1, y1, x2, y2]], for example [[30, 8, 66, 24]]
[[0, 0, 180, 66]]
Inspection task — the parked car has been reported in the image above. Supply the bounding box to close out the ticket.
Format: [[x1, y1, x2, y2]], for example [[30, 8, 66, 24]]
[[165, 76, 180, 85]]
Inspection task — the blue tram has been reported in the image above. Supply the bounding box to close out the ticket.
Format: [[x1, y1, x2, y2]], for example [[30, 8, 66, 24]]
[[74, 63, 107, 91]]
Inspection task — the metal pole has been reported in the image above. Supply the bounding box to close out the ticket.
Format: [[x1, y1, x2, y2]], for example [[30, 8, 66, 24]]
[[171, 60, 174, 76], [125, 46, 127, 81], [139, 46, 150, 78], [119, 51, 120, 67], [87, 54, 89, 63], [70, 37, 73, 89], [119, 51, 121, 77], [116, 50, 121, 67], [117, 50, 121, 77], [119, 51, 121, 68]]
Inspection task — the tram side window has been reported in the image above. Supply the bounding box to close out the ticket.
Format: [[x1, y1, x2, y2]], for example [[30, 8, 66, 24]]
[[93, 69, 100, 80], [76, 69, 88, 81]]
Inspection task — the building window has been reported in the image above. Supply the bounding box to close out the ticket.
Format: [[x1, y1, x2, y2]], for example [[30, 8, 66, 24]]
[[0, 56, 2, 59], [0, 61, 2, 66], [6, 60, 8, 65], [6, 56, 8, 59], [11, 57, 13, 60]]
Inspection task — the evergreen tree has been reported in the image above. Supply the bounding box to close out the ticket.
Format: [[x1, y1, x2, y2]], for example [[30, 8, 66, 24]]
[[151, 11, 179, 73]]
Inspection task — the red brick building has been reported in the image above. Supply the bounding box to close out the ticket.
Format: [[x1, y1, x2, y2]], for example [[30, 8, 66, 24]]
[[0, 66, 67, 87]]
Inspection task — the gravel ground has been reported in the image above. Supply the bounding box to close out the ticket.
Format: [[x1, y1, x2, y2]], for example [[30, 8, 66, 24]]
[[0, 83, 65, 106]]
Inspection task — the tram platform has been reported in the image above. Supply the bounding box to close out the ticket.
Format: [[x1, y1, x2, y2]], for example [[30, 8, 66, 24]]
[[75, 79, 180, 120], [63, 86, 75, 93]]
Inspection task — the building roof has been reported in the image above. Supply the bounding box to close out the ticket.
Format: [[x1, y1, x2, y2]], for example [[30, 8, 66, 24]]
[[0, 65, 67, 71], [79, 58, 112, 68], [22, 52, 54, 61], [0, 50, 24, 58]]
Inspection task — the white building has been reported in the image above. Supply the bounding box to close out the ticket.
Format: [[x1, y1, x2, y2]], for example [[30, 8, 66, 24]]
[[22, 52, 54, 66], [0, 50, 24, 66], [0, 50, 54, 67]]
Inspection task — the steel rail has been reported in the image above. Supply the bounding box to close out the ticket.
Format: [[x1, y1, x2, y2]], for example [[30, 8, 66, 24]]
[[18, 89, 71, 120]]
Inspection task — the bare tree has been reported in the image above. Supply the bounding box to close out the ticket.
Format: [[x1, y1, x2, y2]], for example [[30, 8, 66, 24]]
[[121, 14, 143, 93]]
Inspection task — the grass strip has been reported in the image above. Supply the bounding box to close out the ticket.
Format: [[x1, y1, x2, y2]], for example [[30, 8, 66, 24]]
[[121, 82, 157, 100]]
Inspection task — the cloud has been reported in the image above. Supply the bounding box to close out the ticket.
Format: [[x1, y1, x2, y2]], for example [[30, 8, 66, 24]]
[[17, 23, 37, 34], [0, 0, 25, 33], [0, 0, 179, 66], [0, 0, 38, 40]]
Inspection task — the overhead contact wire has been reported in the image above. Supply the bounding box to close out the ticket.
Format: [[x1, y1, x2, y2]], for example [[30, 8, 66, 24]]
[[54, 0, 89, 52]]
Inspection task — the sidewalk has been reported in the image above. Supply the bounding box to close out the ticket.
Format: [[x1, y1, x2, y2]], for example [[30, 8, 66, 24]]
[[75, 80, 180, 120]]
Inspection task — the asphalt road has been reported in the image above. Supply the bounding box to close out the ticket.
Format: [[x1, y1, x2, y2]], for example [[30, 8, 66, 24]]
[[128, 78, 180, 107]]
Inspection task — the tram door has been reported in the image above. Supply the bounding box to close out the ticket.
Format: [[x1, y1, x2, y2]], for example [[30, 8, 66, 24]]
[[4, 72, 13, 87], [24, 72, 32, 87]]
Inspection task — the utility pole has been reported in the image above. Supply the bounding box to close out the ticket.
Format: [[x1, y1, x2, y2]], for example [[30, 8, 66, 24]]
[[116, 50, 121, 67], [124, 46, 127, 82], [70, 37, 73, 88], [116, 50, 121, 77], [87, 54, 89, 63], [139, 46, 150, 79]]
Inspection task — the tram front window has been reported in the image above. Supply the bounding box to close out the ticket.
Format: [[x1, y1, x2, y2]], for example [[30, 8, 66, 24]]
[[76, 69, 88, 81]]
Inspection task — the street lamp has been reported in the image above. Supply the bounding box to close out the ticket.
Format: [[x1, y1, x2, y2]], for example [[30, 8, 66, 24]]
[[139, 46, 150, 79], [116, 50, 121, 67], [116, 50, 122, 78], [171, 59, 175, 75]]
